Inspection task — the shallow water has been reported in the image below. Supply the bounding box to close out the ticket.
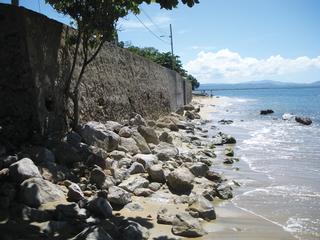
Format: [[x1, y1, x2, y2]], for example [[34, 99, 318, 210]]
[[207, 87, 320, 240]]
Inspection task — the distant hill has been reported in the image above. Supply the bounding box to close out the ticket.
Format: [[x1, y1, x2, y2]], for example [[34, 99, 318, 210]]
[[198, 80, 320, 90]]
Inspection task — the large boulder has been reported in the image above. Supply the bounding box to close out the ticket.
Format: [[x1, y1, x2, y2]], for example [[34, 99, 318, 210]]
[[79, 121, 120, 152], [119, 137, 140, 155], [159, 132, 173, 144], [171, 213, 207, 237], [132, 154, 158, 170], [118, 175, 149, 193], [129, 114, 147, 127], [120, 220, 150, 240], [137, 126, 159, 145], [216, 184, 233, 200], [19, 146, 55, 165], [67, 182, 85, 202], [107, 186, 132, 206], [295, 116, 312, 125], [166, 168, 194, 193], [153, 142, 179, 161], [157, 207, 175, 225], [260, 109, 274, 115], [131, 131, 151, 154], [128, 162, 145, 175], [86, 197, 113, 218], [147, 164, 166, 183], [20, 178, 65, 208], [119, 126, 133, 138], [9, 158, 42, 183], [189, 162, 209, 177], [187, 196, 216, 221], [90, 168, 106, 189], [51, 142, 82, 165]]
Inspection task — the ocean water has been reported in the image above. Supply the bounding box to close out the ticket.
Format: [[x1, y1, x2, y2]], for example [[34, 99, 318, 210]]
[[207, 87, 320, 239]]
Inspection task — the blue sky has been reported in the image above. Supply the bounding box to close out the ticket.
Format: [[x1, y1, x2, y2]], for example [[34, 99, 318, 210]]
[[2, 0, 320, 84]]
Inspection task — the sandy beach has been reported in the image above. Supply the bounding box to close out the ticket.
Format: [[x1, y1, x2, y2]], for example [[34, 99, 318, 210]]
[[112, 95, 295, 239]]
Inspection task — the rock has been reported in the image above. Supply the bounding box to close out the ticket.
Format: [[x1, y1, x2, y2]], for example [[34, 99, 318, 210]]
[[185, 111, 195, 120], [129, 114, 147, 127], [184, 104, 195, 111], [187, 196, 216, 221], [149, 182, 162, 191], [79, 226, 113, 240], [119, 175, 149, 193], [20, 178, 65, 208], [260, 109, 274, 115], [128, 162, 145, 175], [105, 121, 123, 133], [19, 146, 55, 165], [56, 203, 88, 220], [157, 207, 175, 225], [67, 182, 85, 202], [120, 220, 150, 240], [119, 126, 133, 138], [118, 157, 132, 169], [133, 154, 158, 170], [109, 150, 126, 160], [0, 168, 9, 179], [52, 142, 82, 165], [137, 126, 159, 145], [153, 142, 179, 160], [108, 186, 132, 206], [216, 184, 233, 199], [295, 116, 312, 125], [159, 132, 173, 144], [189, 162, 209, 177], [64, 131, 82, 147], [225, 135, 237, 144], [131, 131, 151, 154], [282, 113, 295, 121], [218, 119, 234, 125], [86, 153, 108, 169], [172, 213, 207, 237], [225, 147, 234, 157], [120, 137, 140, 155], [223, 158, 234, 164], [79, 121, 120, 152], [148, 164, 166, 183], [18, 204, 55, 222], [124, 202, 144, 211], [90, 168, 106, 189], [133, 188, 153, 197], [86, 197, 113, 218], [166, 168, 194, 193], [169, 124, 179, 132], [9, 158, 42, 183], [205, 170, 223, 182]]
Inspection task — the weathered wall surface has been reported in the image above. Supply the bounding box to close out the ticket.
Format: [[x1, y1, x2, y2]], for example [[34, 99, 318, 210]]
[[0, 4, 192, 146]]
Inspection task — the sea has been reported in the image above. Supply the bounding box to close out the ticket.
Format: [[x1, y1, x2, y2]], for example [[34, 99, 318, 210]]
[[206, 87, 320, 240]]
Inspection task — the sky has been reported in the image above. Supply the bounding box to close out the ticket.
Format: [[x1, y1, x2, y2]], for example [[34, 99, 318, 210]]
[[2, 0, 320, 84]]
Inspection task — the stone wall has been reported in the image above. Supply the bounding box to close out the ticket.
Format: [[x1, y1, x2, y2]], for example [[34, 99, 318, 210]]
[[0, 4, 192, 146]]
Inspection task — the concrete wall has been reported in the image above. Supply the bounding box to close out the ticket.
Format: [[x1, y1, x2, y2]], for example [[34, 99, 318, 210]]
[[0, 4, 192, 146]]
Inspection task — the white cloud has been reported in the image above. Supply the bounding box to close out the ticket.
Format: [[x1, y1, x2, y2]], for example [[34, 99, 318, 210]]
[[185, 49, 320, 83], [118, 14, 171, 32]]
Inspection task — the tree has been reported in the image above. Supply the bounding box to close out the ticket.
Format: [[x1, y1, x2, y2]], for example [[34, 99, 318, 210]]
[[124, 44, 200, 90], [46, 0, 199, 129]]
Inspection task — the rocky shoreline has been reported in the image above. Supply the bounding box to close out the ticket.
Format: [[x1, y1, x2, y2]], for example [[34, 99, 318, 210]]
[[0, 101, 239, 239]]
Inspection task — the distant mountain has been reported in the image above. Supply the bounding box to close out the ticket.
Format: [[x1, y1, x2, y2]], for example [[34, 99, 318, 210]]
[[198, 80, 320, 90]]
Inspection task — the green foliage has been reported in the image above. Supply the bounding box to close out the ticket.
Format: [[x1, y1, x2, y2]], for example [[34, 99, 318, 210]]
[[123, 43, 200, 90]]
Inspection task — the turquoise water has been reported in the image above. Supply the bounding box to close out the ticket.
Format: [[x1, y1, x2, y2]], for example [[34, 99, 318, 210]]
[[207, 87, 320, 239]]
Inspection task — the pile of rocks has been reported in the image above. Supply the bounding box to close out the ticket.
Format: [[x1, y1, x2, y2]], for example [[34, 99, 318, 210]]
[[0, 103, 236, 239]]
